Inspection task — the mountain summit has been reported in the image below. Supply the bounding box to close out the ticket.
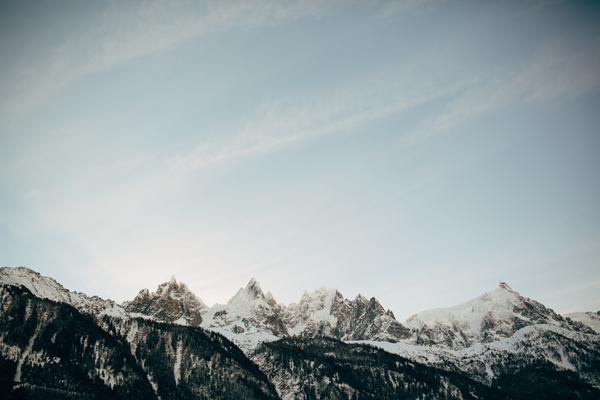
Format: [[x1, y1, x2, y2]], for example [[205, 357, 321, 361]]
[[283, 288, 410, 342], [199, 278, 288, 350], [404, 281, 590, 348], [124, 277, 207, 326]]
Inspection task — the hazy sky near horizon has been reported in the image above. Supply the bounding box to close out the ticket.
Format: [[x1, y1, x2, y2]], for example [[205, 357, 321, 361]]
[[1, 0, 600, 319]]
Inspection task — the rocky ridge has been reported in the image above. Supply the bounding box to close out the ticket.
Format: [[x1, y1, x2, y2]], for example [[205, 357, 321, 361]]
[[124, 276, 207, 326], [119, 274, 411, 351], [566, 311, 600, 334], [1, 266, 600, 399], [403, 282, 592, 349], [283, 288, 410, 342]]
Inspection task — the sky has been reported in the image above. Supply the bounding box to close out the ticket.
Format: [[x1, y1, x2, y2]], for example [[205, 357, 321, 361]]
[[1, 0, 599, 320]]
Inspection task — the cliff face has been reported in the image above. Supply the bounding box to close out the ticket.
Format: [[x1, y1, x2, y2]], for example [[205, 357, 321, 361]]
[[124, 277, 207, 326], [283, 289, 410, 342]]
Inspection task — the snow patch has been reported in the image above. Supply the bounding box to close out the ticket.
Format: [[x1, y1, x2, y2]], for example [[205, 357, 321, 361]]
[[566, 311, 600, 333], [173, 317, 189, 326], [14, 327, 39, 383], [174, 339, 183, 385]]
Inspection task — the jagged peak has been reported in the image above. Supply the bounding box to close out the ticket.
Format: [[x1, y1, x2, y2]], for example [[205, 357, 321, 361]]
[[246, 277, 262, 293], [158, 275, 183, 291], [354, 293, 368, 302], [354, 294, 386, 313], [288, 288, 343, 312], [138, 277, 207, 308], [498, 281, 514, 291], [157, 280, 177, 295], [156, 276, 187, 291], [228, 278, 268, 305], [352, 293, 384, 308]]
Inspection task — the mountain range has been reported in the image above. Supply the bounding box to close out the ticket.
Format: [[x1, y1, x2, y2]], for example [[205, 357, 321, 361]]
[[1, 266, 599, 399]]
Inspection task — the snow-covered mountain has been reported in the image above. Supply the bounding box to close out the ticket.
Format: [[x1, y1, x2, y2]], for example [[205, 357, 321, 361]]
[[0, 266, 125, 318], [364, 323, 600, 384], [404, 281, 590, 349], [1, 266, 600, 399], [123, 277, 411, 351], [283, 288, 410, 342], [353, 282, 600, 392], [123, 277, 291, 351], [124, 276, 207, 326], [199, 278, 288, 351], [1, 280, 526, 400], [1, 268, 594, 353], [566, 311, 600, 333], [0, 283, 280, 399]]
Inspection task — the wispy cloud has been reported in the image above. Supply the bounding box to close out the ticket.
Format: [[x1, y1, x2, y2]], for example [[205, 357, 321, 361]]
[[170, 77, 474, 174], [167, 33, 600, 174], [37, 72, 473, 222], [26, 34, 600, 249], [1, 0, 332, 112], [404, 37, 600, 144], [2, 0, 455, 114]]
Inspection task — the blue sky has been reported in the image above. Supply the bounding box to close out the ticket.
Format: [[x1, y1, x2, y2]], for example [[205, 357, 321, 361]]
[[1, 0, 599, 319]]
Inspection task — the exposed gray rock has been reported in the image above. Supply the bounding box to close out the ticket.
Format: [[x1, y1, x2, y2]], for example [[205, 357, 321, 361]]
[[124, 277, 206, 326]]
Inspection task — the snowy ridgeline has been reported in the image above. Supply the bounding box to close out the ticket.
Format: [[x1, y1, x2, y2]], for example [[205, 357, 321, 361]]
[[3, 267, 598, 350], [1, 266, 600, 400], [1, 267, 598, 354]]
